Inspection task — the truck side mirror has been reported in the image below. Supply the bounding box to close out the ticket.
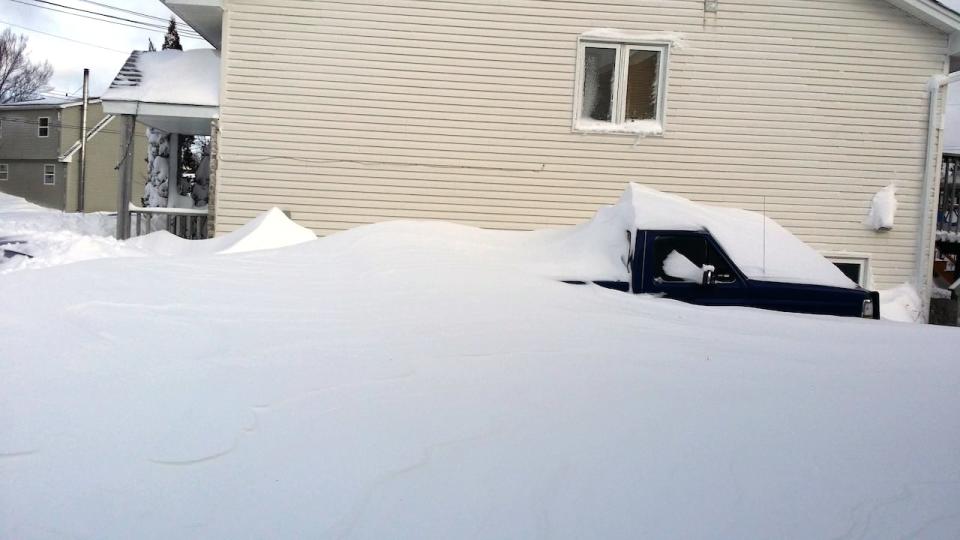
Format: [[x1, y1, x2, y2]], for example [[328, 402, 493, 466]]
[[701, 269, 714, 286]]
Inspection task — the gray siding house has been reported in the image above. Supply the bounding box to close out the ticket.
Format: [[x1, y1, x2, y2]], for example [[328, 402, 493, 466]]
[[0, 96, 147, 212], [151, 0, 960, 306]]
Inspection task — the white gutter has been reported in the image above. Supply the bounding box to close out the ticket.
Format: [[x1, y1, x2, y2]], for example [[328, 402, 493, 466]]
[[918, 71, 960, 320], [885, 0, 960, 33]]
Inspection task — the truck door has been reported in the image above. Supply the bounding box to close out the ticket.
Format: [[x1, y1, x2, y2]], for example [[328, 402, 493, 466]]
[[640, 231, 747, 305]]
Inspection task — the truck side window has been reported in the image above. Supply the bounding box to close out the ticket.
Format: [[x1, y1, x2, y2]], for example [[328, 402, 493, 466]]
[[653, 235, 736, 284]]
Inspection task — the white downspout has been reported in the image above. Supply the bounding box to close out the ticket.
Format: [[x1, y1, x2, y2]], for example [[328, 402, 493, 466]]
[[918, 76, 943, 321], [917, 72, 960, 320]]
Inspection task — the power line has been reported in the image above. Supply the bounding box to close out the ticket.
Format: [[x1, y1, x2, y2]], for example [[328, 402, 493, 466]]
[[76, 0, 183, 25], [30, 0, 185, 31], [0, 19, 131, 53], [7, 0, 206, 39], [18, 0, 205, 38]]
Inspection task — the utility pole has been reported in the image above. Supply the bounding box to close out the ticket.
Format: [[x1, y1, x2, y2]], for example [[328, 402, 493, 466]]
[[116, 114, 135, 239], [78, 68, 89, 212]]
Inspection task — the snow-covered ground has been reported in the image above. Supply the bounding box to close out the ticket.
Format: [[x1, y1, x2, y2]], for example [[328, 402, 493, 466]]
[[0, 193, 315, 272], [1, 190, 959, 538]]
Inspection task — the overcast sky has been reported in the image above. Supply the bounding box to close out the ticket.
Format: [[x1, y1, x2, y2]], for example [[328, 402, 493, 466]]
[[5, 0, 960, 98], [1, 0, 212, 97]]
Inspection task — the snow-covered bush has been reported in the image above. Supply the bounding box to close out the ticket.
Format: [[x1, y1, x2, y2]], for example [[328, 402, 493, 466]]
[[144, 127, 170, 208]]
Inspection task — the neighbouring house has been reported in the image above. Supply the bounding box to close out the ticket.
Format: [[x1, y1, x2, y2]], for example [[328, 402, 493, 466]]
[[112, 0, 960, 312], [0, 95, 147, 212]]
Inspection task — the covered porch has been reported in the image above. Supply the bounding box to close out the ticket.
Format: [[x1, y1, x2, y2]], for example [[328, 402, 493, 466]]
[[101, 48, 220, 240]]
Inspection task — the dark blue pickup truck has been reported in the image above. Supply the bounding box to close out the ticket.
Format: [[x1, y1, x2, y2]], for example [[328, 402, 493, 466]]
[[586, 229, 880, 319]]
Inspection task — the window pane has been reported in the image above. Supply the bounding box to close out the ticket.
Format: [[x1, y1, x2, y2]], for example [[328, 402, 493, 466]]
[[625, 49, 660, 121], [833, 262, 863, 285], [581, 47, 616, 122], [654, 236, 707, 283], [704, 240, 736, 283]]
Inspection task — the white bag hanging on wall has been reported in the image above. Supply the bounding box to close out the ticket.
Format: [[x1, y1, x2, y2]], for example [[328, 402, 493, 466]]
[[864, 184, 897, 231]]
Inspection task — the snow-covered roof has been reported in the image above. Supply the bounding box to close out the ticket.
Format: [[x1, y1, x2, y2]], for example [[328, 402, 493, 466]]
[[102, 49, 220, 107], [0, 95, 98, 111]]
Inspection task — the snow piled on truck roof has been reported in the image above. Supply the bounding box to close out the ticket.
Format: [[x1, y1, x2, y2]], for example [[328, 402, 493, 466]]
[[352, 183, 854, 289], [606, 184, 858, 289]]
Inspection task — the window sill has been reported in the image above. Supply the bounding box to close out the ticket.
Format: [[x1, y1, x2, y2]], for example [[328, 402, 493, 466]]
[[573, 119, 664, 137]]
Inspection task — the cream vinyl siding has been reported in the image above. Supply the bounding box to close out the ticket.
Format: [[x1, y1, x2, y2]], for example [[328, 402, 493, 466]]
[[216, 0, 948, 289]]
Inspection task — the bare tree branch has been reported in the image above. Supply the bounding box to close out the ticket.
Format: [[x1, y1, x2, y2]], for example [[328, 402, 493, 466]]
[[0, 28, 53, 104]]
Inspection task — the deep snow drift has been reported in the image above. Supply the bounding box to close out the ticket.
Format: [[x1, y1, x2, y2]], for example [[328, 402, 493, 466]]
[[1, 206, 960, 538], [0, 193, 316, 273], [3, 185, 854, 289]]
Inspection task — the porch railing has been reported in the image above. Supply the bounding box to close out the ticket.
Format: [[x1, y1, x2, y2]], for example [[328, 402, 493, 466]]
[[128, 204, 209, 240], [938, 155, 960, 241]]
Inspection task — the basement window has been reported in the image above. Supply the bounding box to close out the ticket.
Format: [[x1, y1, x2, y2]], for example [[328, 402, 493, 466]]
[[43, 164, 55, 185], [574, 40, 669, 135], [826, 255, 870, 287], [0, 164, 7, 181], [38, 117, 49, 138]]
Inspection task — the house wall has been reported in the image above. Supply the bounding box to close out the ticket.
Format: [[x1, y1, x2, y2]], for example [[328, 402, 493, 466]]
[[60, 103, 148, 213], [0, 160, 66, 209], [215, 0, 950, 289], [0, 108, 67, 209]]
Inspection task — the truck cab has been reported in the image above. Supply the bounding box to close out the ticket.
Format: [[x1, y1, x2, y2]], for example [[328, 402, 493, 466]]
[[615, 230, 879, 319]]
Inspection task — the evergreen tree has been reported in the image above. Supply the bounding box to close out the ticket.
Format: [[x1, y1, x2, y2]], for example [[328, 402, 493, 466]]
[[177, 134, 197, 196], [162, 17, 182, 51]]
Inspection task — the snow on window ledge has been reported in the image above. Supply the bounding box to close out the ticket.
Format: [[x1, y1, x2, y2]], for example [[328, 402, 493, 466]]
[[574, 118, 664, 137], [580, 28, 685, 48]]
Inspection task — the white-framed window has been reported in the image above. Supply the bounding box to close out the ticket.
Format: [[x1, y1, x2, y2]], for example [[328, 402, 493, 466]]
[[573, 39, 669, 135], [0, 164, 8, 181], [43, 164, 55, 185], [38, 117, 49, 138], [824, 254, 871, 287]]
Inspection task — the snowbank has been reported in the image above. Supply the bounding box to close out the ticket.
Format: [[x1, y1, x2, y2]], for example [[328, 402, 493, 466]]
[[1, 223, 958, 539], [1, 192, 316, 272], [2, 186, 853, 293], [0, 192, 115, 236], [321, 184, 855, 290], [129, 208, 316, 256], [879, 283, 924, 323]]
